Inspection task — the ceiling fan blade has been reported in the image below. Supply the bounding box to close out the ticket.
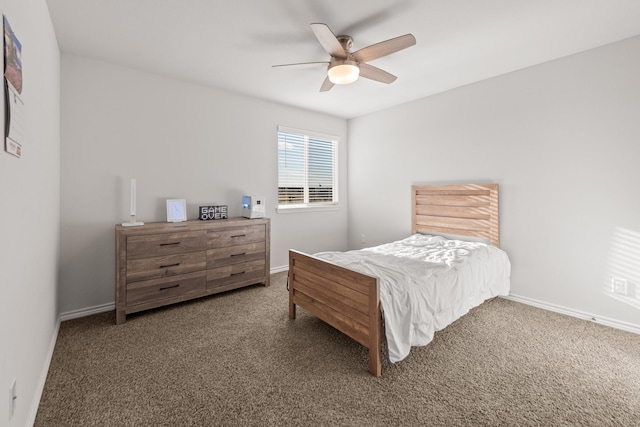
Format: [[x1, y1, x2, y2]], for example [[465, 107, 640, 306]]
[[320, 76, 335, 92], [359, 63, 397, 84], [272, 61, 329, 68], [310, 23, 347, 59], [352, 34, 416, 63]]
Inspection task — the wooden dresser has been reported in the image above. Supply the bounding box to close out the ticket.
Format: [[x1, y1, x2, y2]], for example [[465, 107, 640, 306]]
[[115, 217, 270, 324]]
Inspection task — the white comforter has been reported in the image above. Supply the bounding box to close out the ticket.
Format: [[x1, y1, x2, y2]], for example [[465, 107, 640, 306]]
[[315, 233, 511, 363]]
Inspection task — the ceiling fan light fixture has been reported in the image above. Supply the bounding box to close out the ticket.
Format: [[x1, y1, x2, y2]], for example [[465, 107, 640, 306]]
[[328, 60, 360, 84]]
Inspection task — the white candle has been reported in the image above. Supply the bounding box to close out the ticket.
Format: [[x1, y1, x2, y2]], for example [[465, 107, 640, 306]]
[[130, 178, 136, 216]]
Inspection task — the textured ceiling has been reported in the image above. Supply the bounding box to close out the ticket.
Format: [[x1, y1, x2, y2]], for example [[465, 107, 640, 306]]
[[46, 0, 640, 119]]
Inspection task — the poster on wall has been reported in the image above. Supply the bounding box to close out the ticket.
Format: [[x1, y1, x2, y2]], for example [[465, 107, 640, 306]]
[[3, 15, 24, 158]]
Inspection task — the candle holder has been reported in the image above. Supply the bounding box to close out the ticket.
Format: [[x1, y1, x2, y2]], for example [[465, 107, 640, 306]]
[[122, 213, 144, 227], [122, 178, 144, 227]]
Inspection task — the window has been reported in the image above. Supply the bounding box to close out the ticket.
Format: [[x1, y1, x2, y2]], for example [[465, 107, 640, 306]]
[[278, 126, 338, 210]]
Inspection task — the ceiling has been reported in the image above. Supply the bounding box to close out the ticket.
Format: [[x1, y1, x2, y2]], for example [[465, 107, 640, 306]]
[[46, 0, 640, 119]]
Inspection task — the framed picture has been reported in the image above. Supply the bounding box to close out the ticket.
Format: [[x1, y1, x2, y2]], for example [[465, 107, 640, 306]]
[[166, 199, 187, 222]]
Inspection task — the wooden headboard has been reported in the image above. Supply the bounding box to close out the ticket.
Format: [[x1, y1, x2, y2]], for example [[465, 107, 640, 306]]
[[411, 184, 500, 247]]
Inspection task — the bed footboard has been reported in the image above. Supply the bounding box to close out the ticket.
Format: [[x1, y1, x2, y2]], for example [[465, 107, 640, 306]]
[[288, 250, 382, 377]]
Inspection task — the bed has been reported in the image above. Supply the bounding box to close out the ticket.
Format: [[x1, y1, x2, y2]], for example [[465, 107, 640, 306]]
[[288, 184, 511, 376]]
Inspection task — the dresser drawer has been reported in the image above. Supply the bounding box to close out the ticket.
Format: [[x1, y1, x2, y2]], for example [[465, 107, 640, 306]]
[[127, 231, 207, 259], [207, 259, 265, 291], [207, 241, 266, 268], [127, 271, 206, 306], [207, 225, 264, 248], [127, 251, 207, 283]]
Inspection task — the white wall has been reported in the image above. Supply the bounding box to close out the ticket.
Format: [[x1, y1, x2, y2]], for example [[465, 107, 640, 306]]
[[347, 36, 640, 329], [59, 55, 348, 315], [0, 0, 60, 425]]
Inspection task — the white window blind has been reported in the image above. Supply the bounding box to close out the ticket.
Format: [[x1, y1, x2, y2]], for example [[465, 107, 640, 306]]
[[278, 126, 338, 208]]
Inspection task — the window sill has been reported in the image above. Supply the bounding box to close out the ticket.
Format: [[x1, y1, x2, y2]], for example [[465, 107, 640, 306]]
[[276, 204, 340, 214]]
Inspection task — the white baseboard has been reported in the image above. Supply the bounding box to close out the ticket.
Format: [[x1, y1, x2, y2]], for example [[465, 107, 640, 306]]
[[28, 317, 60, 426], [502, 294, 640, 335], [60, 276, 638, 338], [270, 265, 289, 274], [59, 302, 115, 322], [59, 268, 290, 321], [270, 267, 639, 334]]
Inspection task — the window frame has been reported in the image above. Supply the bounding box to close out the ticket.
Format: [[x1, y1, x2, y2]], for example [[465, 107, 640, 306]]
[[277, 125, 339, 213]]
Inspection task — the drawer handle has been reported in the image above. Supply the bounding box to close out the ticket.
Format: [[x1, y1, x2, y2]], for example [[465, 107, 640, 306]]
[[160, 242, 181, 246], [231, 271, 245, 276], [231, 252, 246, 257], [160, 263, 181, 269], [231, 234, 246, 238], [159, 284, 180, 291]]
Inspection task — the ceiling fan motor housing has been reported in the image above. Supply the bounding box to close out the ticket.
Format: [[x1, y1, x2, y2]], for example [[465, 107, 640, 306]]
[[336, 35, 354, 52]]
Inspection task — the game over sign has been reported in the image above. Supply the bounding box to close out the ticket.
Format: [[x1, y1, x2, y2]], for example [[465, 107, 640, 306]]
[[199, 205, 228, 220]]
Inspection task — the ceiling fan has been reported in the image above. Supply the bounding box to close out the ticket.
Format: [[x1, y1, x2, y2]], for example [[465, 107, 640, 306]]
[[273, 23, 416, 92]]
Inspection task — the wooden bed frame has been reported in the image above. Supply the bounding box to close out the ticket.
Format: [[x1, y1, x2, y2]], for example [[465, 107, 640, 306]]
[[288, 184, 500, 376]]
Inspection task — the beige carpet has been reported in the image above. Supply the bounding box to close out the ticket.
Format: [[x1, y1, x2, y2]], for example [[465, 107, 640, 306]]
[[36, 272, 640, 426]]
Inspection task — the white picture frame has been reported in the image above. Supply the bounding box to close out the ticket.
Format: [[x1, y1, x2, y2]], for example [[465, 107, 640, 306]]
[[166, 199, 187, 222]]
